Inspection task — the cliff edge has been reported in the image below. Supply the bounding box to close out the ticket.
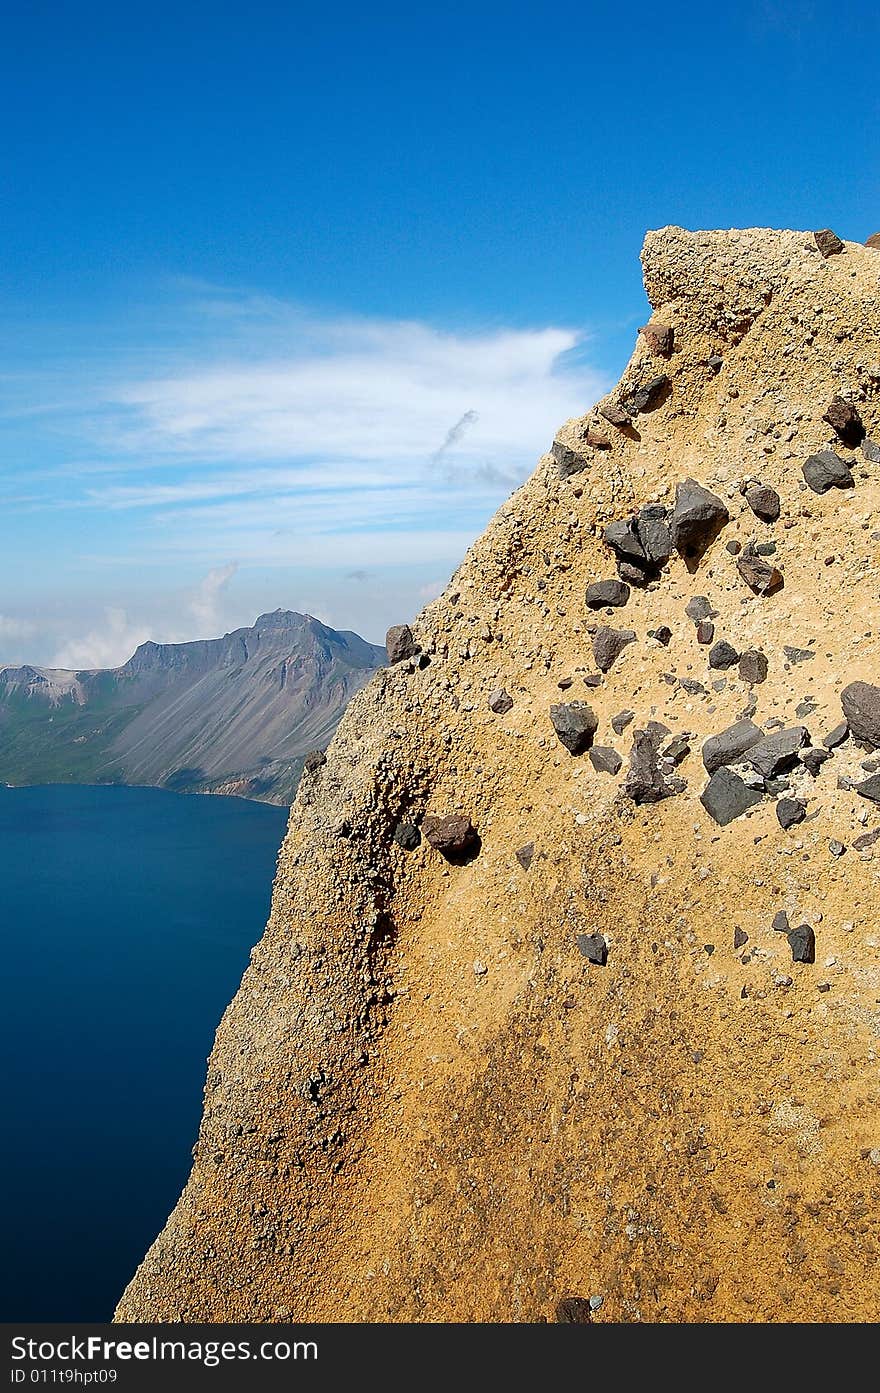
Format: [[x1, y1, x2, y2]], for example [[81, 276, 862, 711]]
[[118, 227, 880, 1323]]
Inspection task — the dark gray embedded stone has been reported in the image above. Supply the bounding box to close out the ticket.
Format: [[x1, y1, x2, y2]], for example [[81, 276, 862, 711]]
[[639, 322, 674, 356], [863, 439, 880, 464], [736, 542, 783, 595], [549, 702, 599, 755], [422, 814, 479, 858], [796, 698, 818, 718], [604, 517, 646, 564], [772, 910, 790, 933], [663, 734, 691, 765], [802, 449, 854, 494], [853, 828, 880, 851], [623, 728, 684, 804], [707, 354, 724, 373], [813, 228, 844, 257], [645, 720, 671, 746], [799, 747, 831, 775], [855, 774, 880, 803], [577, 933, 607, 966], [788, 924, 815, 963], [734, 926, 749, 950], [738, 649, 769, 684], [303, 748, 327, 773], [755, 541, 777, 556], [600, 401, 633, 428], [700, 767, 763, 825], [551, 439, 591, 477], [823, 721, 849, 749], [622, 374, 670, 415], [583, 673, 603, 688], [841, 681, 880, 749], [764, 775, 791, 796], [386, 624, 419, 664], [679, 677, 707, 695], [671, 480, 729, 560], [829, 839, 846, 857], [696, 620, 714, 645], [611, 709, 635, 735], [555, 1297, 593, 1323], [515, 842, 534, 871], [686, 595, 713, 622], [709, 640, 739, 670], [823, 396, 864, 447], [747, 726, 810, 779], [702, 718, 765, 774], [589, 745, 622, 775], [488, 687, 514, 714], [745, 484, 781, 522], [393, 821, 421, 851], [651, 625, 673, 645], [776, 797, 806, 830], [783, 645, 815, 664], [636, 505, 672, 565], [592, 626, 636, 672], [586, 578, 630, 609], [726, 539, 742, 555]]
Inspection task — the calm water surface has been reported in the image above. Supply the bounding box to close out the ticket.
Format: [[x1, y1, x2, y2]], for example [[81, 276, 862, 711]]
[[0, 784, 287, 1320]]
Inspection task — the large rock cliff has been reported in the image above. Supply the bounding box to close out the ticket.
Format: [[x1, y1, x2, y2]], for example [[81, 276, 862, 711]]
[[118, 227, 880, 1323]]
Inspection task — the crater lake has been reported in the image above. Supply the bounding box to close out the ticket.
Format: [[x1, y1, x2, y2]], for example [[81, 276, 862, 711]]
[[0, 783, 288, 1320]]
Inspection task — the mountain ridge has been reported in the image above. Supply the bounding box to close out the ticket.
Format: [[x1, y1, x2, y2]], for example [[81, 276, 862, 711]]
[[0, 609, 386, 803]]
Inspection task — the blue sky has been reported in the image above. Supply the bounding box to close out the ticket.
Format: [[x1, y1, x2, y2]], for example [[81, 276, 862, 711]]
[[2, 0, 877, 665]]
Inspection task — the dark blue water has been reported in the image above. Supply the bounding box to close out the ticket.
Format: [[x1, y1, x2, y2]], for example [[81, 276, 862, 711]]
[[0, 783, 287, 1321]]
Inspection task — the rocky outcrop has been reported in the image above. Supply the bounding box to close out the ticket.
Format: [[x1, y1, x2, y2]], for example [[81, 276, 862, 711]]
[[118, 228, 880, 1324]]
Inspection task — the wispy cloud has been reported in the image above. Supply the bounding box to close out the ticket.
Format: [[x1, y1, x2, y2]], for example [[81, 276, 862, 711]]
[[51, 606, 153, 671], [2, 286, 609, 654], [98, 318, 600, 478], [49, 564, 243, 669], [187, 560, 238, 632], [0, 615, 35, 640]]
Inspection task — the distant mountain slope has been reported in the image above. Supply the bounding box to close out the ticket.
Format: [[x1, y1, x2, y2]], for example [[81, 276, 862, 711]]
[[0, 610, 386, 803]]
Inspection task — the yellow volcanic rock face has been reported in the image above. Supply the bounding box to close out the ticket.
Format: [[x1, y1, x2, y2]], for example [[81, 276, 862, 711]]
[[117, 228, 880, 1323]]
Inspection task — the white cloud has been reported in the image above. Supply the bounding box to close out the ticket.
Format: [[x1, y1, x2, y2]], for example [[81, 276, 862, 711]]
[[101, 314, 605, 485], [51, 607, 153, 671], [49, 564, 243, 669], [0, 615, 35, 640], [187, 560, 238, 632]]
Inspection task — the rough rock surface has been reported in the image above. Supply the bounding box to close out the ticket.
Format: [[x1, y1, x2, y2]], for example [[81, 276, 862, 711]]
[[841, 682, 880, 750], [118, 227, 880, 1325]]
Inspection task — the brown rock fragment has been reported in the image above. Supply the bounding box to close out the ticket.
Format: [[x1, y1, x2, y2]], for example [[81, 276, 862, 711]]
[[736, 542, 783, 595], [599, 401, 632, 428], [386, 625, 418, 664], [639, 322, 674, 357], [822, 396, 864, 447], [813, 228, 844, 257], [422, 814, 479, 859]]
